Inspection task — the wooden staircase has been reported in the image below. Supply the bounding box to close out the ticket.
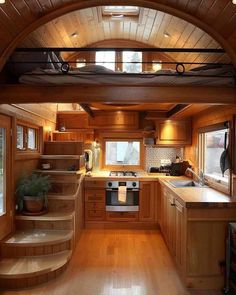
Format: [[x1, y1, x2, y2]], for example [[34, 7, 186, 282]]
[[0, 141, 84, 289]]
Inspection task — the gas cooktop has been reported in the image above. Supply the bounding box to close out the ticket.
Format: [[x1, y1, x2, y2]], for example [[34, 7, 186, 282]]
[[109, 171, 137, 177]]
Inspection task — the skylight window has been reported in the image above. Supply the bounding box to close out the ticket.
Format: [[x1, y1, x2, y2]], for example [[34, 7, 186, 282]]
[[102, 6, 140, 16]]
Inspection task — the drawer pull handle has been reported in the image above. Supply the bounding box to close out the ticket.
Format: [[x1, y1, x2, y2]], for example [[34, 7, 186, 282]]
[[171, 203, 175, 206]]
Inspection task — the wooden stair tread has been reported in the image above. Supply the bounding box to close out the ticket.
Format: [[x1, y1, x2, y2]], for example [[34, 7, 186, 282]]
[[0, 250, 72, 279], [40, 155, 82, 159], [34, 169, 82, 175], [15, 211, 75, 221], [3, 229, 73, 246], [48, 194, 76, 200]]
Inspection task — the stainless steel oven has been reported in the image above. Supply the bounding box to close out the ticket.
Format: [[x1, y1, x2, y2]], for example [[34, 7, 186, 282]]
[[106, 181, 139, 212]]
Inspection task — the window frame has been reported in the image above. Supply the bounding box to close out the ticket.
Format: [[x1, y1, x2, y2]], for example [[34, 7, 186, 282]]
[[102, 137, 144, 171], [95, 50, 143, 72], [198, 122, 231, 194], [16, 121, 40, 154]]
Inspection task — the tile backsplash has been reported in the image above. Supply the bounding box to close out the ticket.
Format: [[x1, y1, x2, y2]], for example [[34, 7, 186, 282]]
[[145, 146, 183, 171]]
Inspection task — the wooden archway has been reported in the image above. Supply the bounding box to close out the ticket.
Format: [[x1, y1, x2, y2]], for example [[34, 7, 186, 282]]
[[0, 0, 236, 71]]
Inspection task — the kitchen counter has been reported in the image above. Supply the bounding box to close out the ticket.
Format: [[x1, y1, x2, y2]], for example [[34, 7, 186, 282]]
[[85, 170, 236, 208], [84, 171, 185, 181], [159, 178, 236, 208], [85, 171, 156, 181]]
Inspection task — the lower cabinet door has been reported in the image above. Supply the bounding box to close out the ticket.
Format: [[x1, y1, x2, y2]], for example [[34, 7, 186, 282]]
[[175, 200, 186, 270], [139, 182, 156, 222]]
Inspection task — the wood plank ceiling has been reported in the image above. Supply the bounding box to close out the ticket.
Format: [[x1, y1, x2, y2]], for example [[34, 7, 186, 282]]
[[20, 6, 231, 65], [0, 0, 235, 70]]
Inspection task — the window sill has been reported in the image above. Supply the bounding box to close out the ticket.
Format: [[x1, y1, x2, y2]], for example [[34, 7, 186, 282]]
[[205, 176, 230, 195]]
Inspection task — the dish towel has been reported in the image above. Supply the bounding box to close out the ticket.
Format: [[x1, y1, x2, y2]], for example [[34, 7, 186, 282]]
[[118, 185, 127, 203]]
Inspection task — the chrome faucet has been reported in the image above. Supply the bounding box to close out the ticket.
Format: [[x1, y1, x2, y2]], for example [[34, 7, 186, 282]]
[[186, 167, 205, 186]]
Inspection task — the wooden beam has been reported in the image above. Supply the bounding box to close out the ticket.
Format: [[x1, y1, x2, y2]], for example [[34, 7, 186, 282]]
[[16, 47, 226, 53], [167, 104, 189, 117], [0, 85, 235, 104], [79, 103, 94, 118]]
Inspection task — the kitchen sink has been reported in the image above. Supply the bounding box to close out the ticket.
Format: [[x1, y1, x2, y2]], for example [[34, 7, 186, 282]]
[[167, 180, 206, 188]]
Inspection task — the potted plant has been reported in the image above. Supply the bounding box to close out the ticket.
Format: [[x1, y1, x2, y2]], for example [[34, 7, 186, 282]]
[[16, 173, 51, 214]]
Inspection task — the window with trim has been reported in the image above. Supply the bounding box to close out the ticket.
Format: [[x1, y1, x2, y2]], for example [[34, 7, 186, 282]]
[[199, 122, 230, 191], [122, 51, 142, 73], [104, 139, 142, 168], [16, 123, 39, 152], [95, 51, 116, 71], [95, 50, 142, 72]]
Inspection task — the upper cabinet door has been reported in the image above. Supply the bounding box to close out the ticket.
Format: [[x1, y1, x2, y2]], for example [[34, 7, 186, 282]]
[[88, 111, 139, 130], [155, 120, 192, 146]]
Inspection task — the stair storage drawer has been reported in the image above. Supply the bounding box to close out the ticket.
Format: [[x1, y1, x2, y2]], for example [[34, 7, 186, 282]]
[[85, 190, 105, 202], [85, 209, 105, 221], [106, 212, 138, 222]]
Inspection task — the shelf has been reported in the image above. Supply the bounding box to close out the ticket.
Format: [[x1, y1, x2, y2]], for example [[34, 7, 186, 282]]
[[0, 250, 72, 279], [3, 229, 73, 246], [15, 211, 75, 221], [40, 155, 83, 160], [34, 169, 83, 175]]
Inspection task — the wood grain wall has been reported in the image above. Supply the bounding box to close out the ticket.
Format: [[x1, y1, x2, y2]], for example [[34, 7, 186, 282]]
[[0, 104, 57, 195]]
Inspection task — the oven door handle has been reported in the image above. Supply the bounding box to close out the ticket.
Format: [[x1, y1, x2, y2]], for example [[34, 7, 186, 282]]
[[106, 188, 116, 191]]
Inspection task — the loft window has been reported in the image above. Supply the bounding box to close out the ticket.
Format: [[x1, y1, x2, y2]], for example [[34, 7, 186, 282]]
[[122, 51, 142, 73], [16, 123, 39, 152], [102, 6, 140, 16], [105, 140, 140, 166], [16, 125, 24, 150], [27, 128, 37, 150], [199, 123, 230, 192], [95, 51, 116, 71]]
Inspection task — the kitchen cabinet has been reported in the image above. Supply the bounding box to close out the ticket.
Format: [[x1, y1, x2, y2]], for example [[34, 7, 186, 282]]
[[84, 180, 106, 222], [88, 111, 139, 130], [174, 199, 186, 271], [160, 187, 184, 260], [52, 130, 94, 143], [139, 181, 156, 222], [166, 192, 176, 255], [155, 120, 191, 146], [160, 182, 236, 289]]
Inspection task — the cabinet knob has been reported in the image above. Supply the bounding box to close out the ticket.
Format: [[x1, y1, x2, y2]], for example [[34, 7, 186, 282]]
[[171, 203, 175, 206]]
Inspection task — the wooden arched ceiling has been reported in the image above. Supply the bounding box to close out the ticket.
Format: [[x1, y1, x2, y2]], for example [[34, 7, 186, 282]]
[[20, 6, 230, 65], [0, 0, 235, 70]]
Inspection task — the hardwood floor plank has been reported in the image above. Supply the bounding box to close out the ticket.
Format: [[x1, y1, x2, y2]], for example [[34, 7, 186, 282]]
[[1, 229, 221, 295]]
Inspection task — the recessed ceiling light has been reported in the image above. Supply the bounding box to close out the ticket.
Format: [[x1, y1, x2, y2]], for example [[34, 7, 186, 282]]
[[164, 32, 170, 38], [232, 0, 236, 4], [70, 32, 78, 38], [0, 0, 5, 3]]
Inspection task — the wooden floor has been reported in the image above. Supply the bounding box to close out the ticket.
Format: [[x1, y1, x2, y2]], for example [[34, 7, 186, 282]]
[[1, 229, 222, 295]]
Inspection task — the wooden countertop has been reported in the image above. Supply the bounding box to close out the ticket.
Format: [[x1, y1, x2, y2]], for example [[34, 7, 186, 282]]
[[159, 178, 236, 208], [84, 171, 181, 181], [85, 170, 236, 208]]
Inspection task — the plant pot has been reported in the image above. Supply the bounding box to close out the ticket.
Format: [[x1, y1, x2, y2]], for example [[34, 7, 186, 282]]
[[23, 196, 45, 213]]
